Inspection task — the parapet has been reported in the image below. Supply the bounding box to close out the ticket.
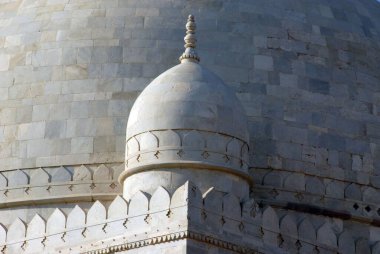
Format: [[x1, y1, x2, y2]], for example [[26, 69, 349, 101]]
[[0, 163, 123, 226], [0, 182, 378, 254]]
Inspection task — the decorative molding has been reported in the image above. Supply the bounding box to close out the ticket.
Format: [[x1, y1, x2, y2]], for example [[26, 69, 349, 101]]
[[0, 163, 123, 208], [255, 165, 380, 193], [84, 230, 261, 254], [125, 129, 249, 178], [254, 169, 380, 220], [258, 196, 380, 227], [0, 182, 376, 254], [119, 160, 253, 185]]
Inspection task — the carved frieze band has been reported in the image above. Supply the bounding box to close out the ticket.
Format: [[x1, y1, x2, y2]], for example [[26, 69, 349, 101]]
[[126, 129, 249, 171], [254, 185, 380, 225], [0, 163, 123, 207], [254, 168, 380, 221], [84, 230, 260, 254]]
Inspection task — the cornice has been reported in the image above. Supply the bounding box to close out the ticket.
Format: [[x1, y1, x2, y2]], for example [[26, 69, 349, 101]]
[[83, 230, 261, 254]]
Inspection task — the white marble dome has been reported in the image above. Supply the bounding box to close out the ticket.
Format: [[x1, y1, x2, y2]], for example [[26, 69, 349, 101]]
[[127, 61, 249, 142], [122, 60, 250, 179], [120, 15, 251, 200], [121, 60, 251, 199]]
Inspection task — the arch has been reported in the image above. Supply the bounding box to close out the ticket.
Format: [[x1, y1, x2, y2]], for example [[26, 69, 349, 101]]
[[171, 181, 202, 223], [363, 187, 380, 203], [8, 170, 28, 186], [325, 180, 344, 199], [30, 168, 50, 185], [262, 206, 280, 246], [206, 133, 230, 153], [73, 165, 92, 181], [47, 208, 66, 235], [93, 164, 112, 181], [87, 201, 106, 225], [107, 196, 129, 237], [280, 214, 297, 239], [139, 131, 158, 150], [26, 214, 45, 252], [240, 143, 249, 162], [284, 173, 305, 191], [226, 138, 241, 157], [280, 214, 298, 251], [338, 231, 355, 254], [298, 218, 316, 242], [112, 164, 124, 178], [263, 170, 283, 187], [87, 201, 107, 239], [203, 187, 223, 214], [305, 177, 324, 195], [171, 181, 202, 208], [242, 199, 260, 219], [128, 191, 149, 216], [67, 205, 86, 228], [317, 222, 337, 247], [8, 218, 26, 242], [50, 166, 72, 182], [27, 214, 45, 238], [108, 196, 128, 220], [150, 186, 170, 213], [126, 136, 140, 156], [7, 218, 26, 252], [344, 183, 362, 200], [223, 193, 241, 221], [182, 130, 205, 148], [153, 129, 181, 147], [203, 188, 224, 229]]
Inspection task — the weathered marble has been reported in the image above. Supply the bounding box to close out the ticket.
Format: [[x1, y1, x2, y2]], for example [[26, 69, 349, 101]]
[[0, 0, 379, 253]]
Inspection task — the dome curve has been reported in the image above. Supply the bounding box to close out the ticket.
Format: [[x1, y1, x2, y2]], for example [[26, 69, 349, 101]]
[[126, 61, 249, 142], [120, 16, 251, 199]]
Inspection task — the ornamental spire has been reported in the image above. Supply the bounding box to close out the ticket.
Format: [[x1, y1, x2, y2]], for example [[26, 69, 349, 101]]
[[179, 15, 200, 63]]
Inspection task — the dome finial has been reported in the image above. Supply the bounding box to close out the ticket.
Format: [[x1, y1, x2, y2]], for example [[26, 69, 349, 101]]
[[179, 14, 200, 63]]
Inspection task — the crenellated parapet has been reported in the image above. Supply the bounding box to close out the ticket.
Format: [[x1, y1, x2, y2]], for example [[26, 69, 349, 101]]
[[120, 128, 252, 201], [125, 129, 250, 174], [0, 163, 123, 213], [259, 205, 380, 254], [252, 168, 380, 224], [0, 182, 379, 254], [0, 182, 259, 253]]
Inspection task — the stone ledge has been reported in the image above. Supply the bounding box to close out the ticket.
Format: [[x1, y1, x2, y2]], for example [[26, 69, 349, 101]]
[[83, 230, 261, 254], [119, 160, 253, 185]]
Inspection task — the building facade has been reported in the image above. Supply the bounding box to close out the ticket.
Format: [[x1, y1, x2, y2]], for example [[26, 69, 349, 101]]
[[0, 0, 380, 253]]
